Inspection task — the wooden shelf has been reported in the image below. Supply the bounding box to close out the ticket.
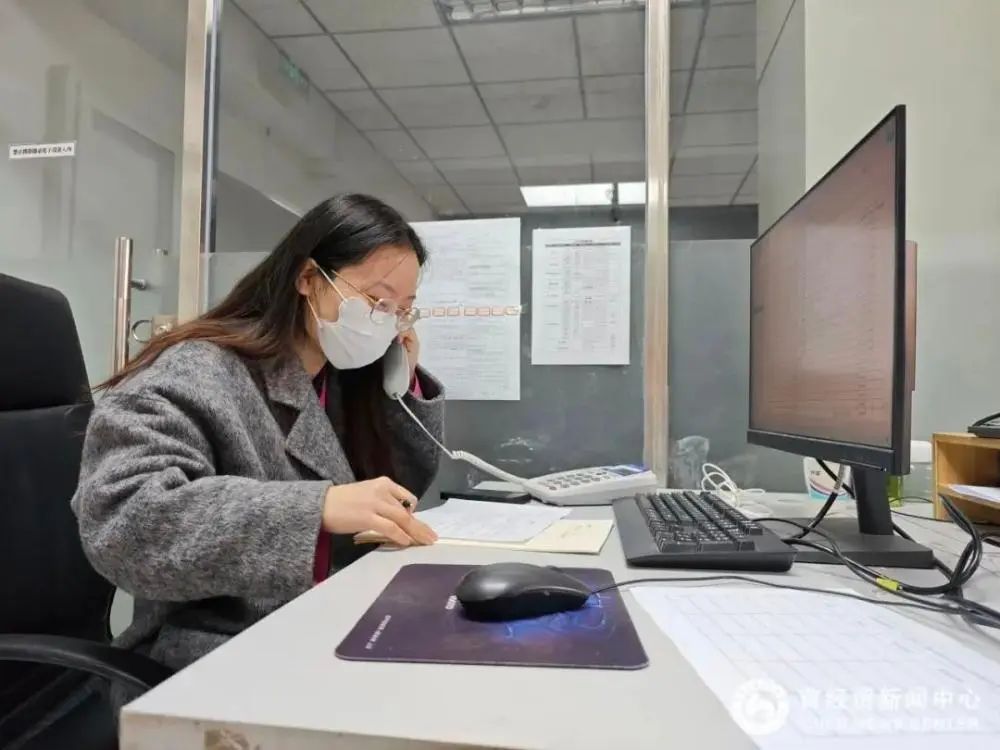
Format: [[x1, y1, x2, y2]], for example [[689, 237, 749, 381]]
[[932, 432, 1000, 524]]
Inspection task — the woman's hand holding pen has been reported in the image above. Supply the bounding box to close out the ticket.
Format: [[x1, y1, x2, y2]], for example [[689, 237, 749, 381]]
[[322, 477, 437, 547]]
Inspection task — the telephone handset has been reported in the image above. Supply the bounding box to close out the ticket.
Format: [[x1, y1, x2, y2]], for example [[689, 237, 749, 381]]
[[381, 341, 657, 506], [382, 338, 411, 399]]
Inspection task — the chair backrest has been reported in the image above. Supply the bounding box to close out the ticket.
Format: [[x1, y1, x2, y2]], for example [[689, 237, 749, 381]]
[[0, 274, 113, 737]]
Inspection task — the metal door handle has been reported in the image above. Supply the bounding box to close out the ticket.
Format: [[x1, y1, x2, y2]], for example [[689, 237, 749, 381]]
[[131, 319, 152, 344]]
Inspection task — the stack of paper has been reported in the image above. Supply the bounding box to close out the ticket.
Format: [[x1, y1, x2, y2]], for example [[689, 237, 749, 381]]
[[949, 484, 1000, 507], [357, 499, 614, 554]]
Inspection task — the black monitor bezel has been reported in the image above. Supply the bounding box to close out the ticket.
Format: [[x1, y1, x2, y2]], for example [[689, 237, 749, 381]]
[[746, 105, 908, 474]]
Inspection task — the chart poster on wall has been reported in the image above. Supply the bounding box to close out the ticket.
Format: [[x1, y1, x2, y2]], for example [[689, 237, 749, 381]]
[[531, 225, 631, 366], [411, 217, 521, 401]]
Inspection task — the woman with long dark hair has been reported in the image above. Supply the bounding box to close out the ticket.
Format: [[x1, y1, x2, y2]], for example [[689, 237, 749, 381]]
[[72, 193, 440, 677]]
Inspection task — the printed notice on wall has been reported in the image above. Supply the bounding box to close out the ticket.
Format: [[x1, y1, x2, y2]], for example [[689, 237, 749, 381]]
[[531, 226, 631, 366], [411, 218, 521, 401], [9, 141, 76, 160]]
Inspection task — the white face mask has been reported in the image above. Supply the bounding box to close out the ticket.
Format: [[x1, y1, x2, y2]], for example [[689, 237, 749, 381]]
[[309, 270, 398, 370]]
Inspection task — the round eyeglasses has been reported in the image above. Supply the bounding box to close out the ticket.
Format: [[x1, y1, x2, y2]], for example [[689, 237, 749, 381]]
[[325, 268, 421, 332], [368, 298, 421, 332]]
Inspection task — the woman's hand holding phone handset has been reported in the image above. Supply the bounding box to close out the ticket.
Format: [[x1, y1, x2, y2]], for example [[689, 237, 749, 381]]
[[398, 328, 420, 381], [322, 477, 437, 547]]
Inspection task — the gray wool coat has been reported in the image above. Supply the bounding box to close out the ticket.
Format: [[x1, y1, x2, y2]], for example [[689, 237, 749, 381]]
[[71, 340, 443, 678]]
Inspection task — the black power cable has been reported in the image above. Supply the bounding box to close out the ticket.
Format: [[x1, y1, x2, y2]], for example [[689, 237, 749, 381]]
[[767, 460, 1000, 628], [587, 575, 982, 618]]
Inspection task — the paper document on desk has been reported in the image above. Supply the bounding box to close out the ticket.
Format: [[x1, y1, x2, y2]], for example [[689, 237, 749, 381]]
[[632, 586, 1000, 748], [354, 499, 571, 545], [442, 519, 614, 554], [415, 499, 569, 542]]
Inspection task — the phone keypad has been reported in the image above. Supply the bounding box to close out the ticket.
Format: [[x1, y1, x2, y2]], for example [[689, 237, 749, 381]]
[[540, 469, 612, 492]]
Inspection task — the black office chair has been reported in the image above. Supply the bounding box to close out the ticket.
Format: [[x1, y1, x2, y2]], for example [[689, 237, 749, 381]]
[[0, 275, 171, 750]]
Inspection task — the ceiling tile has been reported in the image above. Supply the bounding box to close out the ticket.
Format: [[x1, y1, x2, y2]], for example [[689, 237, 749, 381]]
[[456, 184, 525, 213], [237, 0, 322, 36], [367, 129, 425, 161], [671, 33, 699, 71], [669, 173, 744, 199], [434, 157, 517, 185], [393, 160, 446, 186], [500, 119, 643, 159], [419, 184, 468, 216], [410, 126, 506, 159], [671, 6, 705, 38], [336, 29, 468, 88], [677, 110, 757, 148], [305, 0, 441, 32], [592, 158, 644, 183], [480, 79, 583, 124], [379, 85, 488, 128], [577, 10, 644, 76], [513, 155, 592, 185], [326, 89, 397, 130], [454, 18, 577, 83], [585, 74, 644, 119], [669, 71, 689, 113], [686, 67, 756, 113], [739, 165, 758, 194], [672, 145, 757, 176], [706, 3, 756, 36], [698, 34, 756, 68], [276, 35, 365, 90]]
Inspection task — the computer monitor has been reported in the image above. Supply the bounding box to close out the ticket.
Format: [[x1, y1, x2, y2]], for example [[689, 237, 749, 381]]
[[747, 105, 932, 568]]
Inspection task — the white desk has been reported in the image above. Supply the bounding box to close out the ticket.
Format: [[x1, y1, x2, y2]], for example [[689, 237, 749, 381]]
[[121, 498, 1000, 750]]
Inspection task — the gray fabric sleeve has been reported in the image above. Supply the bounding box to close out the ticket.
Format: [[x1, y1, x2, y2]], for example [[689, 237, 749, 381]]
[[385, 367, 445, 499], [72, 392, 327, 603]]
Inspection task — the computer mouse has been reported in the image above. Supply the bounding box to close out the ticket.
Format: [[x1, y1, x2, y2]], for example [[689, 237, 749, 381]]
[[455, 562, 593, 621]]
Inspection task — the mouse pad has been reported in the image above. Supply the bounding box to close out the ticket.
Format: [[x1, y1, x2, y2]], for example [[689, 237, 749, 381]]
[[335, 564, 648, 669]]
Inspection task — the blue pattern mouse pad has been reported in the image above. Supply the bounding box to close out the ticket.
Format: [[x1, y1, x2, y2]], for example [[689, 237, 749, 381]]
[[335, 564, 648, 669]]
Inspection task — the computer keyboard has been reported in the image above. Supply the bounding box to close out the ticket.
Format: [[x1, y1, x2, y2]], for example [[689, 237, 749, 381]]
[[613, 491, 795, 572]]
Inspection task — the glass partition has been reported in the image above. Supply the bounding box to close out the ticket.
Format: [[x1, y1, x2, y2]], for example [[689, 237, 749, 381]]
[[665, 0, 764, 489], [210, 0, 650, 496]]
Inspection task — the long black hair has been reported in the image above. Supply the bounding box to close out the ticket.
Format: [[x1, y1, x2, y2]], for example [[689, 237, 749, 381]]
[[101, 193, 427, 480]]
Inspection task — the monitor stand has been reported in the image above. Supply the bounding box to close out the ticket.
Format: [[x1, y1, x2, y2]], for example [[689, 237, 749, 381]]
[[789, 467, 935, 568]]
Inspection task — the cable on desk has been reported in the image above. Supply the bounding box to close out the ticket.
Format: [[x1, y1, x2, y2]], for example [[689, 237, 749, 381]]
[[588, 574, 988, 621], [809, 462, 985, 593], [785, 461, 847, 540], [760, 507, 1000, 629], [892, 509, 950, 522]]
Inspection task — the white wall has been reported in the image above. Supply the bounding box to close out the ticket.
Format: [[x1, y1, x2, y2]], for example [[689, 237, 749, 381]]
[[802, 0, 1000, 438], [755, 0, 1000, 447], [756, 0, 804, 229]]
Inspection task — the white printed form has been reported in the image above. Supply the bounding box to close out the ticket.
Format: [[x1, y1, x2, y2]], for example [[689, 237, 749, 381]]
[[411, 218, 521, 401], [531, 225, 631, 365], [632, 586, 1000, 749]]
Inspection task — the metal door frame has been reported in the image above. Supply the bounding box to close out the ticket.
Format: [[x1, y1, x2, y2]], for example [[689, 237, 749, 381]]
[[644, 0, 671, 479], [176, 0, 222, 323]]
